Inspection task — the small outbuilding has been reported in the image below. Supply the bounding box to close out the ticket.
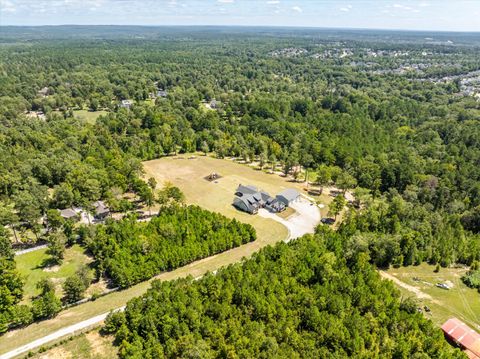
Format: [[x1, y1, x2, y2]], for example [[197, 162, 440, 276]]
[[120, 100, 133, 109], [276, 188, 300, 206]]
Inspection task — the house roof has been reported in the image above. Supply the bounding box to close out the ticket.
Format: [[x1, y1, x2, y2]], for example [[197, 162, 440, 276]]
[[442, 318, 480, 358], [236, 184, 259, 196], [277, 188, 300, 202], [59, 208, 77, 219], [93, 201, 109, 215], [233, 196, 258, 212]]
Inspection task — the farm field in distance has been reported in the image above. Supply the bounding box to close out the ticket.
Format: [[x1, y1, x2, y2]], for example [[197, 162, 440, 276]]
[[384, 263, 480, 331]]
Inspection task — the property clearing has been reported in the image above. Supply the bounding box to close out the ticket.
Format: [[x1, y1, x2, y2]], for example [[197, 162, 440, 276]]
[[72, 110, 108, 124], [15, 244, 93, 303], [382, 263, 480, 331]]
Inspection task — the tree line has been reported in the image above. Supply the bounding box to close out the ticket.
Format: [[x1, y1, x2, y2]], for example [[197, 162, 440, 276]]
[[104, 230, 465, 358]]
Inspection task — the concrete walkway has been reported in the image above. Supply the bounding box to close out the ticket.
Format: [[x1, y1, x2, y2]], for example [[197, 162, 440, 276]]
[[14, 245, 47, 256]]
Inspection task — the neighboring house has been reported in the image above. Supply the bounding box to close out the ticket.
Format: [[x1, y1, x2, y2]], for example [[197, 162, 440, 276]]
[[59, 208, 79, 221], [441, 318, 480, 359], [276, 188, 300, 206], [157, 90, 168, 98], [210, 99, 218, 109], [120, 100, 133, 109], [93, 201, 109, 220]]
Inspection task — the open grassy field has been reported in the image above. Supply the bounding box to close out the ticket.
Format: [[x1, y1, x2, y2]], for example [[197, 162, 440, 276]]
[[143, 155, 331, 239], [384, 263, 480, 330], [72, 110, 108, 124], [29, 330, 117, 359], [15, 245, 92, 303]]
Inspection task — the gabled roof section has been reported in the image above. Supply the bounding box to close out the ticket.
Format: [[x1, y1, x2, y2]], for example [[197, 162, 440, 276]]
[[236, 184, 259, 196], [277, 188, 300, 201]]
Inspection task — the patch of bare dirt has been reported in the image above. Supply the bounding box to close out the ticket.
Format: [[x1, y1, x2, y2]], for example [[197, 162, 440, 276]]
[[379, 271, 433, 300], [36, 346, 72, 359], [85, 331, 108, 357], [43, 266, 60, 272]]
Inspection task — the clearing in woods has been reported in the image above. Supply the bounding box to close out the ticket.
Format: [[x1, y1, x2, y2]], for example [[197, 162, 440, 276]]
[[384, 263, 480, 331], [15, 244, 92, 303]]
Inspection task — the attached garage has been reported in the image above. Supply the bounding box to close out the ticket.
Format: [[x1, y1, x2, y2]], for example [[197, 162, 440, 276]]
[[276, 188, 300, 206]]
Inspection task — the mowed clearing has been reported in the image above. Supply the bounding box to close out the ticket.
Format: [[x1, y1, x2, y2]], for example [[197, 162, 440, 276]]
[[143, 155, 327, 244], [383, 263, 480, 331], [0, 156, 326, 357]]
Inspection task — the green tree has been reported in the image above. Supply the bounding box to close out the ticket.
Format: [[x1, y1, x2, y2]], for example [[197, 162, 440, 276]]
[[63, 274, 86, 304], [328, 194, 346, 221], [32, 279, 61, 320], [46, 232, 67, 265]]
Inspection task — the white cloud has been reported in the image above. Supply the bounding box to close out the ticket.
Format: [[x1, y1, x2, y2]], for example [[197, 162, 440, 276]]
[[292, 5, 302, 13], [217, 0, 234, 3], [0, 0, 16, 13], [267, 0, 280, 4], [340, 7, 349, 12], [393, 4, 412, 10]]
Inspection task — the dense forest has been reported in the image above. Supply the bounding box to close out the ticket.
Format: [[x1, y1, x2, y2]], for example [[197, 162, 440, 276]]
[[104, 230, 465, 358], [87, 205, 256, 288], [1, 26, 480, 344]]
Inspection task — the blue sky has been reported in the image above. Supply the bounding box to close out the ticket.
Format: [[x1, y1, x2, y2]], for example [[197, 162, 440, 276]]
[[1, 0, 479, 31]]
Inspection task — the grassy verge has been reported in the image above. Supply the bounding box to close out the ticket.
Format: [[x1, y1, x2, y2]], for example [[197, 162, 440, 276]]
[[28, 330, 117, 359]]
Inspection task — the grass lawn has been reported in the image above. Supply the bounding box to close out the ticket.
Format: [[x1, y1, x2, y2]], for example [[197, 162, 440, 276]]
[[385, 263, 480, 330], [72, 110, 108, 124], [277, 207, 296, 219], [30, 330, 117, 359], [15, 244, 92, 303]]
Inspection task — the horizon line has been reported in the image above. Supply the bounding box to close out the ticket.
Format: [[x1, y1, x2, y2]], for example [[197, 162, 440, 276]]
[[1, 24, 480, 34]]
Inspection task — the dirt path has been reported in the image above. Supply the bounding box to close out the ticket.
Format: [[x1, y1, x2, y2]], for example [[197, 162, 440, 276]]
[[379, 271, 433, 300]]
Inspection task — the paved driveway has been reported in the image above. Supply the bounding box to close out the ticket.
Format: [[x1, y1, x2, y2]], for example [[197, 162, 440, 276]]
[[258, 197, 321, 241]]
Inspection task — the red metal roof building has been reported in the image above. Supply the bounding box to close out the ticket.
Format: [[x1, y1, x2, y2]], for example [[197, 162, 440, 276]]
[[442, 318, 480, 359]]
